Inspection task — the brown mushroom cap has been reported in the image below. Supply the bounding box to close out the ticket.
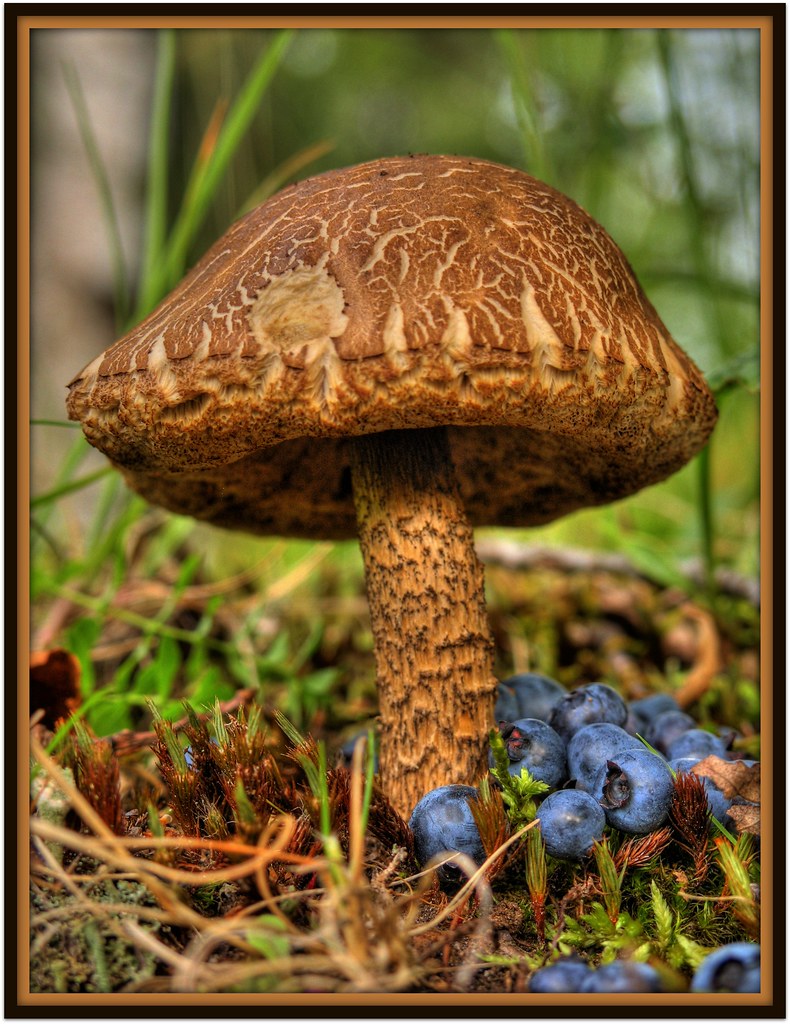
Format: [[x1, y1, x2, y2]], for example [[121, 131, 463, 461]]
[[66, 154, 717, 538]]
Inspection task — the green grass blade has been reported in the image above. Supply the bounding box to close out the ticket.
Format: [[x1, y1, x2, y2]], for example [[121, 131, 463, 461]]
[[161, 29, 295, 289], [84, 476, 130, 567], [30, 419, 81, 429], [62, 62, 131, 331], [30, 434, 95, 542], [31, 467, 114, 509], [272, 710, 306, 751], [358, 729, 376, 840], [493, 29, 549, 181], [695, 445, 715, 600], [43, 690, 116, 755], [238, 138, 335, 214], [656, 30, 729, 592], [316, 741, 331, 838], [136, 29, 177, 322], [45, 582, 235, 655]]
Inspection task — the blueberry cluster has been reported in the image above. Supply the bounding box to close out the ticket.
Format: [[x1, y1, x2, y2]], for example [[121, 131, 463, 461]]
[[527, 945, 760, 994], [411, 671, 758, 856], [347, 677, 755, 839], [407, 675, 758, 868], [410, 673, 757, 868], [406, 673, 760, 992], [529, 955, 664, 993]]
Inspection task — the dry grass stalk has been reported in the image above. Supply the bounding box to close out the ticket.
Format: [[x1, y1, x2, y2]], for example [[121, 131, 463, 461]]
[[31, 727, 540, 994]]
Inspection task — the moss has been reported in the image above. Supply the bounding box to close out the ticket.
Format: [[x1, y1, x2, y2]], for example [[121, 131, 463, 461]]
[[30, 878, 162, 994]]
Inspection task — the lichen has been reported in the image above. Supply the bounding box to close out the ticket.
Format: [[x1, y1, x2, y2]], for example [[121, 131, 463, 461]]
[[30, 878, 161, 993]]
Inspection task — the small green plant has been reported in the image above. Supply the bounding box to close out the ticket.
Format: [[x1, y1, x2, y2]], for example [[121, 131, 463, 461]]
[[524, 825, 548, 944], [557, 900, 645, 963], [487, 727, 549, 827], [593, 837, 625, 925], [633, 880, 708, 971], [240, 915, 292, 991], [262, 628, 342, 730], [714, 835, 760, 940]]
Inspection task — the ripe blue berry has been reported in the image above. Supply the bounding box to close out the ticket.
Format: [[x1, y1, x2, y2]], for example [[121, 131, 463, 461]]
[[666, 728, 729, 761], [338, 730, 379, 770], [645, 708, 696, 753], [490, 718, 568, 789], [536, 789, 606, 860], [502, 672, 566, 722], [690, 942, 760, 993], [529, 955, 594, 993], [548, 683, 628, 742], [566, 723, 642, 792], [495, 683, 520, 723], [594, 748, 674, 834], [627, 693, 680, 736], [580, 961, 664, 992], [408, 785, 485, 886]]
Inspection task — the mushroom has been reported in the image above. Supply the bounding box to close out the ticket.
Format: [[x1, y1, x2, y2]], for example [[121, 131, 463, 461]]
[[66, 154, 717, 817]]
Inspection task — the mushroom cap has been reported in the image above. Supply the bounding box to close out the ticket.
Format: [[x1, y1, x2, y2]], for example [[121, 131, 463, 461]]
[[67, 154, 717, 539]]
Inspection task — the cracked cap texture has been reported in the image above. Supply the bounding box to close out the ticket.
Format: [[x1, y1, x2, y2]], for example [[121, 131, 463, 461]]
[[66, 154, 717, 538]]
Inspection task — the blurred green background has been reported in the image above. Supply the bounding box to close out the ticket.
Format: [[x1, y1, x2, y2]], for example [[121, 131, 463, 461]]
[[30, 25, 762, 734]]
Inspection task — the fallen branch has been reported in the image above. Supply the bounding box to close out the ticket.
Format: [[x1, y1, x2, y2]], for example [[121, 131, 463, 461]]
[[476, 539, 759, 605]]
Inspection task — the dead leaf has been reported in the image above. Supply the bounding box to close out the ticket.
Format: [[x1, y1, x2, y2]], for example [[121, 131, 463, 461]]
[[693, 756, 761, 803], [693, 756, 760, 837], [727, 803, 760, 835], [30, 648, 81, 729]]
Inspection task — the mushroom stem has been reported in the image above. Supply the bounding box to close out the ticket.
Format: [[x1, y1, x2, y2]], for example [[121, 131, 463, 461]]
[[349, 426, 497, 818]]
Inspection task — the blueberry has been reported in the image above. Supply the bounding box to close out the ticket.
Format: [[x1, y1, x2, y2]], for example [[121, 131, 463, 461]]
[[408, 785, 485, 886], [594, 748, 674, 834], [529, 955, 594, 993], [566, 723, 642, 792], [536, 789, 606, 859], [490, 718, 568, 789], [183, 737, 218, 768], [338, 730, 379, 770], [580, 961, 664, 993], [502, 672, 566, 722], [495, 683, 520, 723], [666, 728, 729, 761], [690, 942, 760, 993], [717, 724, 740, 747], [627, 693, 680, 735], [645, 709, 696, 753], [548, 683, 628, 742]]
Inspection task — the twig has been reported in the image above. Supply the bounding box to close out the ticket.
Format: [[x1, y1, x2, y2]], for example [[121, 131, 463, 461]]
[[476, 539, 759, 604], [673, 603, 722, 708], [477, 539, 640, 577]]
